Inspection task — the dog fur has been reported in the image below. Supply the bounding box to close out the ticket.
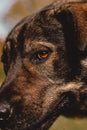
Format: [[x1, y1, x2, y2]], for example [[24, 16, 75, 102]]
[[0, 0, 87, 130]]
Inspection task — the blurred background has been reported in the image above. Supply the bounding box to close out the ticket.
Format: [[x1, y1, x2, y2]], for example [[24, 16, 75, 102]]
[[0, 0, 87, 130]]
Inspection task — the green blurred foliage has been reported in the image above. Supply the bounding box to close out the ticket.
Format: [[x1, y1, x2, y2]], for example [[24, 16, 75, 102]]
[[0, 40, 5, 83], [0, 63, 5, 83], [50, 116, 87, 130]]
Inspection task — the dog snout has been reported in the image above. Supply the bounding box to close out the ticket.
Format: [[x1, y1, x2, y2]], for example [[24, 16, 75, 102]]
[[0, 102, 12, 121]]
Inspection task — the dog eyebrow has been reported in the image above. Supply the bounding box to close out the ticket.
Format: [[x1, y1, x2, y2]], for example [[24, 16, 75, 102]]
[[23, 40, 56, 54], [37, 41, 55, 48]]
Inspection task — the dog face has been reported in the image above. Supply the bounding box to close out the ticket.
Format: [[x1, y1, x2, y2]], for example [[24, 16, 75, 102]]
[[0, 1, 87, 130]]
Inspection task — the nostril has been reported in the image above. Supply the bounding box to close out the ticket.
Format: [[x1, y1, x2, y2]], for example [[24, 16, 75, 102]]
[[0, 108, 10, 121], [0, 103, 12, 121]]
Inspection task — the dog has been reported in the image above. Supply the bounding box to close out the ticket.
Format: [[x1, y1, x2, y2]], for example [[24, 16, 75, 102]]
[[0, 0, 87, 130]]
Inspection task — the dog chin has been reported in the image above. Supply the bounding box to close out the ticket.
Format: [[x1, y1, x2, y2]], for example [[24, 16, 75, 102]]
[[0, 112, 56, 130]]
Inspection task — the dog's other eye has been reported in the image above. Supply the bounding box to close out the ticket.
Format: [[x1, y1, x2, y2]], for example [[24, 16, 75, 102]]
[[31, 50, 51, 64]]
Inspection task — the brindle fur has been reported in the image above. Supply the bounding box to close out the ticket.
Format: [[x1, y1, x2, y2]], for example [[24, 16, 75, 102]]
[[0, 0, 87, 130]]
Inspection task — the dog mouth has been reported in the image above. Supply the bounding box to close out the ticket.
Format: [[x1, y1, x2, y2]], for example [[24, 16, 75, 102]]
[[0, 95, 66, 130], [0, 105, 60, 130], [0, 115, 53, 130], [0, 107, 13, 130]]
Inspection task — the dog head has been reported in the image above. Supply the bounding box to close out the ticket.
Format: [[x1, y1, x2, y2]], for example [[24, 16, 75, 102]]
[[0, 0, 87, 130]]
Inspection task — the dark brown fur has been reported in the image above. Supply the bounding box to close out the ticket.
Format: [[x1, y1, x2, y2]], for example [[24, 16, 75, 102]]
[[0, 0, 87, 130]]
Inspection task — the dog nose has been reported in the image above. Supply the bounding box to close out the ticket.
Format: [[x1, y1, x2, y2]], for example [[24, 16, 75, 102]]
[[0, 102, 12, 121]]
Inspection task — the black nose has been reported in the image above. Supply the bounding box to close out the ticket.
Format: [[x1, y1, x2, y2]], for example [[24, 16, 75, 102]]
[[0, 102, 12, 121]]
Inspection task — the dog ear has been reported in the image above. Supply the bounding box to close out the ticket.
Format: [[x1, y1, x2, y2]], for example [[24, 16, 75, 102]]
[[55, 2, 87, 72]]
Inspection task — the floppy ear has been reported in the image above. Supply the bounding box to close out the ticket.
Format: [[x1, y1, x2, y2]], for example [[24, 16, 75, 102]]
[[55, 2, 87, 73]]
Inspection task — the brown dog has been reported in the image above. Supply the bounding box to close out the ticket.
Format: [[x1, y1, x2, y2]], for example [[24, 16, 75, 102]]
[[0, 0, 87, 130]]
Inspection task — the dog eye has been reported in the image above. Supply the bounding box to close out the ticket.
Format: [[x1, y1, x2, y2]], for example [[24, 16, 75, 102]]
[[31, 50, 51, 64], [37, 51, 49, 59]]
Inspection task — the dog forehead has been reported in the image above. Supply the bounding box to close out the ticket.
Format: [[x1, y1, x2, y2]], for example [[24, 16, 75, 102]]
[[6, 0, 84, 44], [6, 6, 64, 48]]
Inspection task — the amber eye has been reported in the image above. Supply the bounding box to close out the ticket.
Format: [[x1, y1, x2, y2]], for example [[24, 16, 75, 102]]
[[32, 50, 51, 64], [37, 51, 49, 60]]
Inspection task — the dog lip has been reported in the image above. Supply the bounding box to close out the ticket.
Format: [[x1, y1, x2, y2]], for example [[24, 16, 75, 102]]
[[0, 107, 13, 130], [0, 107, 13, 121]]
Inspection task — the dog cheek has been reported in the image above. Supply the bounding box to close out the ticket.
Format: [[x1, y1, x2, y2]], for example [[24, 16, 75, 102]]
[[11, 81, 46, 119], [10, 92, 43, 128]]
